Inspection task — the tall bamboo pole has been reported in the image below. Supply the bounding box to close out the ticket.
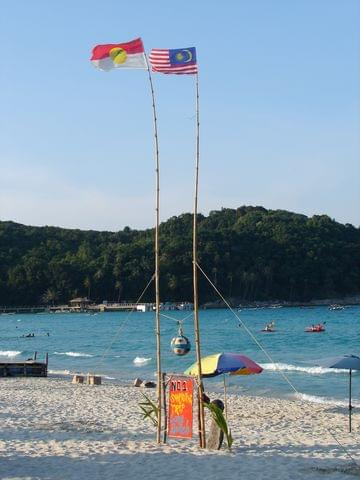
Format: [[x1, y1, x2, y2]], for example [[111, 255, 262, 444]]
[[193, 72, 206, 448], [145, 56, 162, 444]]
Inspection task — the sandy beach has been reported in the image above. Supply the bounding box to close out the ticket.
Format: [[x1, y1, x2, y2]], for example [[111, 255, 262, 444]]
[[0, 377, 359, 480]]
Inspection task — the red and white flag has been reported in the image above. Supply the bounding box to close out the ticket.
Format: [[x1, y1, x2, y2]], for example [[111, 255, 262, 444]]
[[91, 38, 147, 71]]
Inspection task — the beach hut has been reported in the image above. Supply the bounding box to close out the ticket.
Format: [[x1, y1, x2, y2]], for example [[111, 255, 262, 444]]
[[69, 297, 91, 311]]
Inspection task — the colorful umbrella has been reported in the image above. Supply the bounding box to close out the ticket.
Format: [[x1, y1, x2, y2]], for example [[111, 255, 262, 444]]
[[184, 352, 263, 377], [184, 353, 263, 422]]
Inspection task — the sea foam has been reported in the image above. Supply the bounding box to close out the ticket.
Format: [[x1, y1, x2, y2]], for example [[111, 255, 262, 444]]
[[0, 350, 21, 358], [54, 351, 93, 358], [48, 369, 73, 376], [133, 356, 152, 366], [295, 392, 360, 408], [261, 362, 346, 375]]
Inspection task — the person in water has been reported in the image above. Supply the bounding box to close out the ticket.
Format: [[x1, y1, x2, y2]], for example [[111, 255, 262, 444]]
[[265, 322, 275, 331]]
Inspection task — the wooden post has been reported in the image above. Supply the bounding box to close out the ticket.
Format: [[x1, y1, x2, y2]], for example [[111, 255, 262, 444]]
[[145, 55, 162, 444], [223, 375, 228, 422], [45, 352, 48, 377], [162, 372, 167, 443], [349, 369, 352, 433], [193, 72, 206, 448]]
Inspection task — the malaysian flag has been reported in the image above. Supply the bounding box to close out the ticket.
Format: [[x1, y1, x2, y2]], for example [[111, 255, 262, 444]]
[[149, 47, 197, 75]]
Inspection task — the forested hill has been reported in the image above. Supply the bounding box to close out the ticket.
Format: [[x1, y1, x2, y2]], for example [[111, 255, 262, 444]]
[[0, 206, 359, 307]]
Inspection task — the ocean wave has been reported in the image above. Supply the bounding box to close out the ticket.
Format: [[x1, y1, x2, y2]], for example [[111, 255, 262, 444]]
[[294, 392, 360, 408], [49, 370, 116, 381], [0, 350, 21, 358], [48, 369, 74, 376], [261, 362, 346, 375], [54, 351, 93, 358], [133, 356, 152, 366]]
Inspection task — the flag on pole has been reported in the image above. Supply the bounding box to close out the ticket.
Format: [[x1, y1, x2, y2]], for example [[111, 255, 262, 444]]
[[91, 37, 147, 71], [149, 47, 197, 75]]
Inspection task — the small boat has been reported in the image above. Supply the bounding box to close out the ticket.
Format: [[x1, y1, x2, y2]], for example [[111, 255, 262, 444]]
[[329, 304, 344, 311], [305, 324, 325, 333]]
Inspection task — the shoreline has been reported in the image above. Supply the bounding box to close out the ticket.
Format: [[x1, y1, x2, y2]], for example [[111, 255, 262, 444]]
[[1, 377, 359, 479], [45, 370, 360, 410], [1, 300, 360, 315]]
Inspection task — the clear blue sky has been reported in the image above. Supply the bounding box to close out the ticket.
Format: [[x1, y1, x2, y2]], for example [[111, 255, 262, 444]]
[[0, 0, 359, 230]]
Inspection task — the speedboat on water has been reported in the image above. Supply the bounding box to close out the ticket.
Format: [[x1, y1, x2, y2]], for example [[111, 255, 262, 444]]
[[328, 304, 344, 311], [305, 323, 325, 333]]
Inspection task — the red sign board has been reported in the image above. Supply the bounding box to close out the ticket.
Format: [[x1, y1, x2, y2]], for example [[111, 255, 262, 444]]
[[168, 377, 193, 439]]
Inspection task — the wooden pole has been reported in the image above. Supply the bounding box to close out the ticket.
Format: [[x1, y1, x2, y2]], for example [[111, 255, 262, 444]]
[[349, 369, 352, 433], [162, 372, 167, 443], [223, 375, 228, 422], [145, 56, 162, 444], [193, 72, 206, 448]]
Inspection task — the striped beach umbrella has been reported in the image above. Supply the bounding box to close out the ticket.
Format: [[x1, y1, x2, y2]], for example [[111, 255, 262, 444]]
[[184, 352, 263, 377], [184, 353, 263, 422]]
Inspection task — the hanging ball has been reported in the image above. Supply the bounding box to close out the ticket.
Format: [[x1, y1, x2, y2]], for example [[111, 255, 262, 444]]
[[171, 335, 191, 356]]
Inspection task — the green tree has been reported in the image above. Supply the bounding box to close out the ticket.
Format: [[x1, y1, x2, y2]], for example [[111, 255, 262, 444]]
[[41, 288, 58, 306], [84, 276, 91, 299], [0, 207, 359, 306]]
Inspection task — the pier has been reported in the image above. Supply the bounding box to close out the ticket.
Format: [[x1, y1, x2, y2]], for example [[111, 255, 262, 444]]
[[0, 300, 194, 314], [0, 352, 48, 377]]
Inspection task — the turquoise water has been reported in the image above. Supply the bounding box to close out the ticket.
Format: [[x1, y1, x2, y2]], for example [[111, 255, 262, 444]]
[[0, 306, 359, 405]]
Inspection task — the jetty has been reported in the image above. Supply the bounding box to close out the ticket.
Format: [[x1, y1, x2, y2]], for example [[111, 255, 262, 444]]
[[0, 299, 194, 314], [0, 352, 48, 377]]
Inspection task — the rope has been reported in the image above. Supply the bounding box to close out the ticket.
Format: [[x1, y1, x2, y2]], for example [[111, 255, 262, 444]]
[[160, 312, 193, 323], [66, 274, 156, 437], [196, 261, 359, 466], [196, 262, 298, 393], [95, 274, 155, 371]]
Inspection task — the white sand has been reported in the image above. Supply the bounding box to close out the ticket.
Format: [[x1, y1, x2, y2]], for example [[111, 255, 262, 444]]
[[0, 377, 359, 480]]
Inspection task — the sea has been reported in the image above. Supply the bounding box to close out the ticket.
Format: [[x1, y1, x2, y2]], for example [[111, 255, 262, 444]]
[[0, 306, 359, 407]]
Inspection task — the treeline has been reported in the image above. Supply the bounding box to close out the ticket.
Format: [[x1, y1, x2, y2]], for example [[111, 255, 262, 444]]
[[0, 206, 359, 306]]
